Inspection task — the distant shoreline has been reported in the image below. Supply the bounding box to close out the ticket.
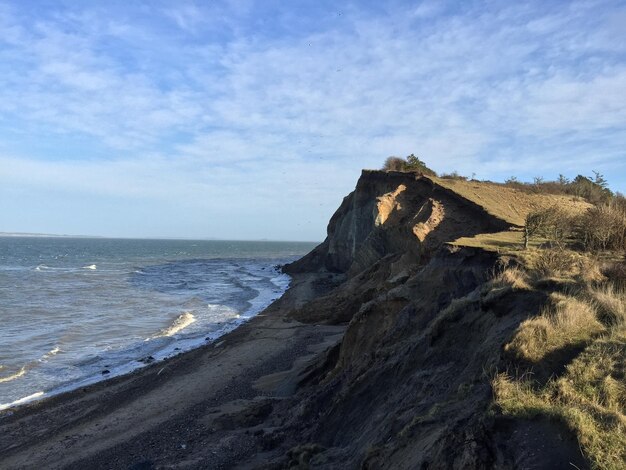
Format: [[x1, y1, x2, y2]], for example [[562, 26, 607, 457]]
[[0, 232, 102, 238], [0, 233, 321, 243]]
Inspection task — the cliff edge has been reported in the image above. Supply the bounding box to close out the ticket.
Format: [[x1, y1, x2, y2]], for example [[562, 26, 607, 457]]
[[0, 169, 603, 469]]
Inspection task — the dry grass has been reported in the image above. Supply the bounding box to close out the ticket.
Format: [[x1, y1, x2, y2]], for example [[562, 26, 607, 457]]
[[602, 262, 626, 288], [492, 266, 532, 290], [481, 266, 532, 305], [517, 248, 605, 284], [450, 230, 525, 252], [494, 330, 626, 470], [432, 176, 592, 227], [588, 285, 626, 327], [494, 286, 626, 469], [504, 293, 604, 363]]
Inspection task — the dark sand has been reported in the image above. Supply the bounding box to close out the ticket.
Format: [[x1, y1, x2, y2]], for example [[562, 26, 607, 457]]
[[0, 273, 344, 469]]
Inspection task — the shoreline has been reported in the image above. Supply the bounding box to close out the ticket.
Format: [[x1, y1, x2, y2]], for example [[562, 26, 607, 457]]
[[0, 263, 292, 412], [0, 271, 344, 469]]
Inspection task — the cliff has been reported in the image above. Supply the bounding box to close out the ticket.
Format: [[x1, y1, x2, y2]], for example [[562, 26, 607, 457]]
[[0, 169, 601, 469], [267, 170, 593, 468], [286, 170, 510, 276]]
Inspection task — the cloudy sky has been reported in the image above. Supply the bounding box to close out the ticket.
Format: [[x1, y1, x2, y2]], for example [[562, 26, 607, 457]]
[[1, 0, 625, 240]]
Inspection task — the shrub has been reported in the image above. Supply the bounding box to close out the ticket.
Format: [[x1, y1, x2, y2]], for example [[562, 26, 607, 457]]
[[577, 202, 626, 252], [381, 154, 437, 176], [382, 156, 407, 171], [569, 174, 612, 205], [404, 154, 437, 176], [524, 206, 572, 249], [440, 171, 467, 181]]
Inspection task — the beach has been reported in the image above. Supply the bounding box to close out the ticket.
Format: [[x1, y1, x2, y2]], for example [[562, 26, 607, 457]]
[[0, 271, 344, 469]]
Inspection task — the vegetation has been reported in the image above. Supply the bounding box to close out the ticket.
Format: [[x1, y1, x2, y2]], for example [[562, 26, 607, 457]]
[[382, 154, 437, 176], [523, 206, 571, 249], [383, 157, 626, 467], [490, 258, 626, 469], [524, 199, 626, 253], [440, 171, 467, 181], [447, 165, 625, 468], [390, 159, 626, 467]]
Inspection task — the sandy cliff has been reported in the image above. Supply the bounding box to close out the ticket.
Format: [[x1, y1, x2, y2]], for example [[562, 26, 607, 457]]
[[267, 170, 589, 468], [0, 170, 591, 469]]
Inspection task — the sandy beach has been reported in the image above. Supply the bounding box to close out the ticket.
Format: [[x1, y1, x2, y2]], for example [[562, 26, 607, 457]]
[[0, 272, 344, 469]]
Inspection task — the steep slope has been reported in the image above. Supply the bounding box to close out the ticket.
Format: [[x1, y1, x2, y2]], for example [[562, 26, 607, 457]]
[[0, 169, 597, 469], [254, 170, 592, 468], [286, 170, 510, 277]]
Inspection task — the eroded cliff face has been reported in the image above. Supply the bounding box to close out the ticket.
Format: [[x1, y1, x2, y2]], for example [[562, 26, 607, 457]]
[[286, 170, 509, 278], [251, 171, 587, 469]]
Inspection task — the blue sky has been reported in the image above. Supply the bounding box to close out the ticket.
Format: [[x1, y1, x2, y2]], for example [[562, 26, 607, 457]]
[[1, 0, 625, 240]]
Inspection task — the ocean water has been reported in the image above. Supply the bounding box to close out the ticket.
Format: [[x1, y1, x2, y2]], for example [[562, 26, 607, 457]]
[[0, 237, 315, 410]]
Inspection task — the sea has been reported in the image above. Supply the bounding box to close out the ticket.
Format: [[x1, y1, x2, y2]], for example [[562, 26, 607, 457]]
[[0, 237, 316, 411]]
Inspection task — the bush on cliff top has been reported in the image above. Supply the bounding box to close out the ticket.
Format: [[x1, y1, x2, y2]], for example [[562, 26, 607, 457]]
[[382, 154, 437, 176]]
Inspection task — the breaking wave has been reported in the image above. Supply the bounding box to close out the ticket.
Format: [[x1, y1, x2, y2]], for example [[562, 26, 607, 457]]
[[0, 366, 27, 384], [153, 312, 197, 338]]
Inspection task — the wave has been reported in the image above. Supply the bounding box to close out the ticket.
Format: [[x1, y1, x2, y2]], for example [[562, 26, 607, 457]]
[[40, 346, 61, 361], [153, 312, 196, 338], [83, 264, 97, 270], [0, 347, 62, 384], [0, 391, 45, 411], [0, 366, 27, 383]]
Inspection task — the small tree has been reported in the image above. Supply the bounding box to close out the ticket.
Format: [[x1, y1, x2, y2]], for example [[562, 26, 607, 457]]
[[558, 174, 570, 185], [570, 175, 612, 205], [524, 206, 571, 249], [404, 154, 437, 176], [382, 154, 437, 176]]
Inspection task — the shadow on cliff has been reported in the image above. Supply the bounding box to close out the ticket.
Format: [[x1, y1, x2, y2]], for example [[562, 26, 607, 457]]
[[250, 171, 590, 469]]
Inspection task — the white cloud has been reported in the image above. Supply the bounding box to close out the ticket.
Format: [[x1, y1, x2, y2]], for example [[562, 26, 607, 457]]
[[0, 0, 625, 238]]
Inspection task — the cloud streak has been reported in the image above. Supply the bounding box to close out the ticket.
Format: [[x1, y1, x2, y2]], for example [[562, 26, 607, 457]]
[[0, 0, 625, 238]]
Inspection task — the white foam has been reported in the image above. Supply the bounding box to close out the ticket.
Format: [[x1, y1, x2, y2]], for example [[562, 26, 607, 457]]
[[40, 346, 61, 361], [153, 312, 196, 338], [1, 264, 294, 412], [0, 391, 45, 411], [0, 366, 27, 383]]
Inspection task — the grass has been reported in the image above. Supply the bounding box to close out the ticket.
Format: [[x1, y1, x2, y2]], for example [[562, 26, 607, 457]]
[[432, 176, 591, 227], [504, 293, 604, 363], [480, 265, 533, 307], [588, 285, 626, 327], [450, 230, 525, 252], [516, 248, 606, 285], [491, 266, 532, 290], [493, 282, 626, 469]]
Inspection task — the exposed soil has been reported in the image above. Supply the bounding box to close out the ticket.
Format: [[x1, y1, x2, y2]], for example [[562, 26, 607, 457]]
[[0, 171, 592, 469]]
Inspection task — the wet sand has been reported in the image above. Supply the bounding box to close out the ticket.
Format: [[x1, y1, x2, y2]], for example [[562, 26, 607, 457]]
[[0, 273, 344, 469]]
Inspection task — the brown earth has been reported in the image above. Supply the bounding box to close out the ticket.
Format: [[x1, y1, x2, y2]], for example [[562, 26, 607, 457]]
[[0, 170, 592, 469]]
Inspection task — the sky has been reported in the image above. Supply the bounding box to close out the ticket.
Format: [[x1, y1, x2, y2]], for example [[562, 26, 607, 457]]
[[0, 0, 625, 241]]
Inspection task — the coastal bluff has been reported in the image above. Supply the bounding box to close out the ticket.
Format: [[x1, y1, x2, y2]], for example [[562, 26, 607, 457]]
[[0, 170, 592, 469]]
